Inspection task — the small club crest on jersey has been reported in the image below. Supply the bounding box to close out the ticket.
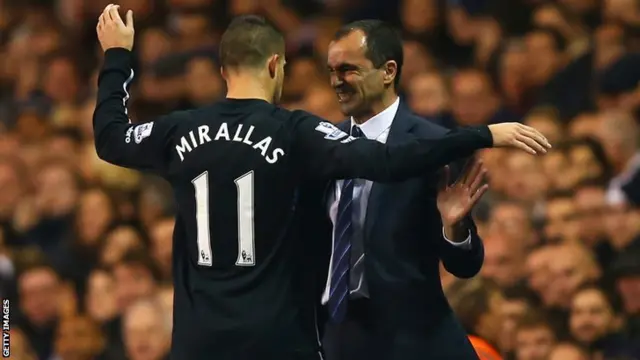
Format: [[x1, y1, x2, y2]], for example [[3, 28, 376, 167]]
[[315, 122, 348, 141], [200, 250, 210, 262], [133, 122, 154, 144]]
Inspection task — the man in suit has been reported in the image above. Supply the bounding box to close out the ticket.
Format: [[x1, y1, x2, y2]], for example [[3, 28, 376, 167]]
[[319, 20, 492, 359]]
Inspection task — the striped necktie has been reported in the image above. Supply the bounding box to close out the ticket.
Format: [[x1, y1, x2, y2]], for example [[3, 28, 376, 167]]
[[327, 125, 363, 322]]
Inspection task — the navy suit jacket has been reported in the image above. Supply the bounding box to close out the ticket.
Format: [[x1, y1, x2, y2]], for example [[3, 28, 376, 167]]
[[308, 104, 484, 359]]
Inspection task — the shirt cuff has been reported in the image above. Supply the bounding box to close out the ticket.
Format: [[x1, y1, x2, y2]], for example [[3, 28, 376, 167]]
[[442, 227, 472, 250]]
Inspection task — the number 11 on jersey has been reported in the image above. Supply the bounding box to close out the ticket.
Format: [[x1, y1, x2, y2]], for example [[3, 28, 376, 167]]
[[192, 171, 256, 267]]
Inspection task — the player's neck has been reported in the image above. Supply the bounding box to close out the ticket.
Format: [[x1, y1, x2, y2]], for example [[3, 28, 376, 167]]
[[225, 76, 273, 103], [352, 92, 398, 124]]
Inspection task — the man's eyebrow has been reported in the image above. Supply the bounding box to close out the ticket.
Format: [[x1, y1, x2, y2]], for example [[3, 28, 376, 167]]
[[327, 63, 358, 70]]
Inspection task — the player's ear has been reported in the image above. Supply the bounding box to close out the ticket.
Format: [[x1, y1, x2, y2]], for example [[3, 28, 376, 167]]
[[220, 66, 227, 81], [382, 60, 398, 86], [267, 54, 279, 79]]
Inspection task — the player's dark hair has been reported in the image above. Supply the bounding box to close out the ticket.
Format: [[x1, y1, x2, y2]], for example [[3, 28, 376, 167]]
[[219, 15, 285, 70], [334, 20, 404, 91]]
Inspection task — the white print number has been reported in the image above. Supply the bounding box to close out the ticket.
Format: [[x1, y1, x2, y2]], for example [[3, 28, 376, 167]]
[[192, 171, 256, 267]]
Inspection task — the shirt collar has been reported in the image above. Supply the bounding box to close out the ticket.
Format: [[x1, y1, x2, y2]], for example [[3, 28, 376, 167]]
[[350, 97, 400, 139]]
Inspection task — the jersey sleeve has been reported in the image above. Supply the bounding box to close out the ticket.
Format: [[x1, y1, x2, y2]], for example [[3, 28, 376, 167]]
[[93, 48, 184, 173], [290, 111, 494, 181]]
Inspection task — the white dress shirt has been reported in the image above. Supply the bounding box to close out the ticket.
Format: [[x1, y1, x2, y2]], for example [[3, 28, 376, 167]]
[[321, 97, 472, 305], [606, 152, 640, 205]]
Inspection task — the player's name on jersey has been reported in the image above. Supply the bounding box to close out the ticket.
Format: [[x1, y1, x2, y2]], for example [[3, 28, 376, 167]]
[[176, 123, 285, 164]]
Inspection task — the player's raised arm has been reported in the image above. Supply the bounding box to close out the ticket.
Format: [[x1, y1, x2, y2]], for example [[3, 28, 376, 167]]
[[290, 111, 551, 181], [93, 5, 182, 172]]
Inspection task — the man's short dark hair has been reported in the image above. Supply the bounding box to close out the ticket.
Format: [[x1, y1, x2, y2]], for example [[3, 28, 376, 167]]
[[219, 15, 285, 70], [334, 20, 404, 91]]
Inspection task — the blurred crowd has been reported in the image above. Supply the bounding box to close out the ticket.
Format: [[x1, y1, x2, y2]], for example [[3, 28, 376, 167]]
[[1, 0, 640, 359]]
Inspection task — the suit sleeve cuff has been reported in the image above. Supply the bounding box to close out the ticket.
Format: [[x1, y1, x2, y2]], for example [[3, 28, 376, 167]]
[[442, 227, 472, 250], [471, 125, 493, 147], [103, 48, 133, 71]]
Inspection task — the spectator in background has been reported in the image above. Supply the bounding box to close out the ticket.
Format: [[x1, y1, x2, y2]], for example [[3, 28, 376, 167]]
[[1, 0, 640, 357], [123, 299, 171, 360], [156, 285, 174, 330], [542, 144, 573, 191], [526, 245, 558, 306], [546, 244, 601, 310], [406, 70, 456, 128], [500, 285, 537, 357], [25, 161, 81, 254], [597, 53, 640, 112], [180, 56, 224, 108], [450, 68, 515, 126], [400, 40, 435, 90], [547, 343, 589, 360], [569, 283, 640, 359], [53, 314, 106, 360], [8, 328, 37, 360], [150, 217, 175, 281], [568, 138, 613, 187], [85, 268, 120, 348], [481, 232, 527, 288], [52, 187, 116, 295], [494, 40, 529, 115], [523, 107, 564, 146], [446, 278, 504, 356], [611, 246, 640, 337], [573, 180, 615, 268], [514, 311, 557, 360], [486, 201, 536, 247], [567, 112, 600, 138], [16, 262, 62, 360], [597, 111, 640, 205], [503, 151, 548, 204], [543, 191, 579, 243], [99, 224, 147, 267], [0, 158, 27, 247], [300, 83, 343, 123], [112, 251, 161, 313]]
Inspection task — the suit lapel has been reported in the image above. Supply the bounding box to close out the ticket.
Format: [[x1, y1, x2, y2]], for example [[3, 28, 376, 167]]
[[364, 105, 414, 241]]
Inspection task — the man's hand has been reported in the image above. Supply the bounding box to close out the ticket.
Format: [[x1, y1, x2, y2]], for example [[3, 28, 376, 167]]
[[96, 4, 134, 52], [437, 159, 488, 231], [488, 123, 552, 154]]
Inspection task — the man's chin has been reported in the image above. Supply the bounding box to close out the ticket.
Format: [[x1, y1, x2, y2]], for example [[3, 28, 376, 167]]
[[339, 103, 358, 118]]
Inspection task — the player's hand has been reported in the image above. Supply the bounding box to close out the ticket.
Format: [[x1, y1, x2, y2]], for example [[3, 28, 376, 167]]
[[437, 159, 488, 228], [488, 123, 552, 155], [96, 4, 134, 52]]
